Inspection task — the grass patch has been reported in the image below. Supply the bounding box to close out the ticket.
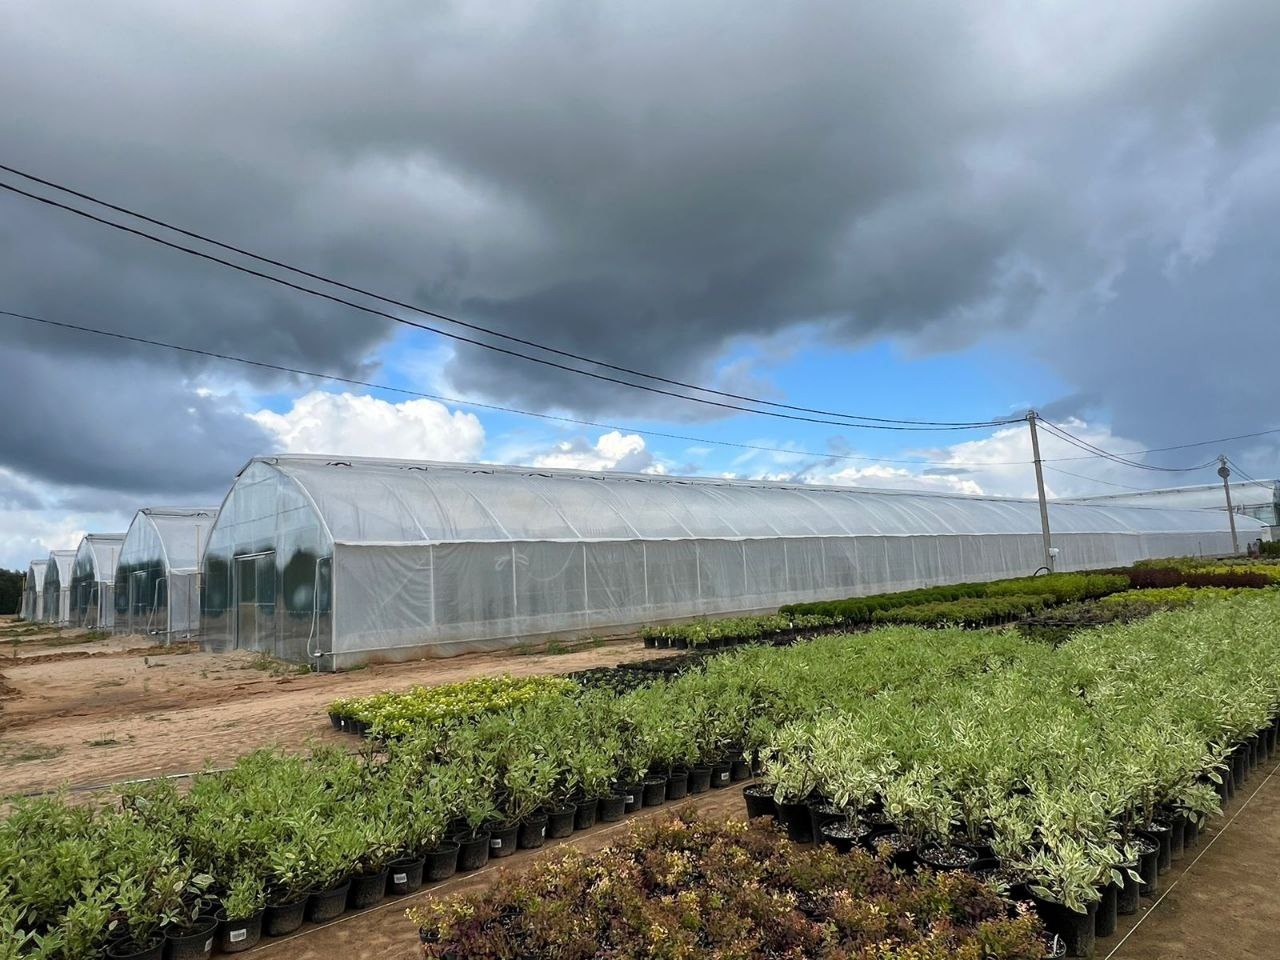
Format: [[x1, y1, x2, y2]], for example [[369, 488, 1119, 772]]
[[0, 742, 64, 766], [244, 652, 313, 676]]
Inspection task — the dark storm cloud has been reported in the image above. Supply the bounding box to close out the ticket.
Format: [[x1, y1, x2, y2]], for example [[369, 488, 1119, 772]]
[[2, 0, 1280, 490]]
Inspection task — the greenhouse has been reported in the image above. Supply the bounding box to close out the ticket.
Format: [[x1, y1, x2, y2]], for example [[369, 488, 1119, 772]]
[[42, 549, 77, 625], [21, 559, 47, 621], [69, 533, 126, 629], [114, 507, 219, 636], [201, 455, 1265, 669]]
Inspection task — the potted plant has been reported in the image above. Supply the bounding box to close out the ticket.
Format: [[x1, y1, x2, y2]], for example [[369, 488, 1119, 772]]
[[215, 871, 265, 954]]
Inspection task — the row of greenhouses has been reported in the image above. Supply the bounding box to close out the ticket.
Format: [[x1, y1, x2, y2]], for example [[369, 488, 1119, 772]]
[[16, 455, 1271, 667]]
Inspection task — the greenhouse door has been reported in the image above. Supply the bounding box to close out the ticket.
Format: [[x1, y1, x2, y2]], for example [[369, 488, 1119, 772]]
[[234, 552, 277, 654], [128, 571, 145, 633]]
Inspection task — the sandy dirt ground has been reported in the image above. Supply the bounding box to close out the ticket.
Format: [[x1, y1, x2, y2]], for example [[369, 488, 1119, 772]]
[[0, 621, 659, 797], [247, 757, 1280, 960]]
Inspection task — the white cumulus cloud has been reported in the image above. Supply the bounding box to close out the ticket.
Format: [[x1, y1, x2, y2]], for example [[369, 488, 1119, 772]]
[[532, 431, 667, 474], [249, 391, 485, 463]]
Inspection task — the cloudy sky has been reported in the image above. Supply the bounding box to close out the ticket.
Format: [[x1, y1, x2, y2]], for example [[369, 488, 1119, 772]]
[[1, 0, 1278, 572]]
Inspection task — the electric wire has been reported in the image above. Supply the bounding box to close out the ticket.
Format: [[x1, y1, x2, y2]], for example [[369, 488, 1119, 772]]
[[1038, 418, 1219, 473], [0, 308, 1027, 470], [0, 165, 1016, 431], [1042, 465, 1151, 492]]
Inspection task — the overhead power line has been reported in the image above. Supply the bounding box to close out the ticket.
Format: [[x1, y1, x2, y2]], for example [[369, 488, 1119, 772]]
[[1038, 418, 1219, 473], [0, 308, 1030, 470], [1043, 465, 1151, 492], [0, 164, 1016, 432]]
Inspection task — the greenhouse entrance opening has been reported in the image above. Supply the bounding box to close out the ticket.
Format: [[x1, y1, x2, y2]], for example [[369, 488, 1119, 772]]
[[234, 551, 277, 653]]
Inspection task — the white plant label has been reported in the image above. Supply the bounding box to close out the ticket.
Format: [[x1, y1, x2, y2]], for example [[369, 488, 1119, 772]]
[[625, 795, 634, 803], [393, 873, 407, 884], [229, 929, 247, 943], [540, 826, 546, 837], [491, 838, 502, 848], [720, 772, 729, 781], [204, 938, 214, 952]]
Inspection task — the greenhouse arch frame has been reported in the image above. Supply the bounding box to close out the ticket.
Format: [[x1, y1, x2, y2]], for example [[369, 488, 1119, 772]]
[[42, 550, 77, 625], [69, 533, 125, 629], [114, 507, 219, 636], [22, 560, 47, 622], [201, 455, 1266, 669]]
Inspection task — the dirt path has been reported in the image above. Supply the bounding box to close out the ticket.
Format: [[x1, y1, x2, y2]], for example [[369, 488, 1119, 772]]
[[246, 783, 750, 960], [0, 638, 660, 796], [1108, 753, 1280, 960]]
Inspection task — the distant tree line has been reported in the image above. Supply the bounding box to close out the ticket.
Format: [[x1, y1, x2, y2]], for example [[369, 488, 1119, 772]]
[[0, 569, 24, 616]]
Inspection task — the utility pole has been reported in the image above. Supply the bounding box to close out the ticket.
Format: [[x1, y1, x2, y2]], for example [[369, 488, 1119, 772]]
[[1028, 410, 1054, 570], [1218, 455, 1240, 554]]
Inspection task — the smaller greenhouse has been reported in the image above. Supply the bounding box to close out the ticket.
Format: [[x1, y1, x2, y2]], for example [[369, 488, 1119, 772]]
[[42, 550, 77, 625], [69, 534, 126, 629], [22, 560, 47, 621], [114, 507, 218, 636]]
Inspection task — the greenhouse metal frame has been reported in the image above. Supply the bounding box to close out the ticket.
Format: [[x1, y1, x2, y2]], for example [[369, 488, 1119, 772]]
[[114, 507, 218, 636], [69, 534, 126, 629], [22, 560, 47, 621], [42, 550, 77, 625], [201, 455, 1266, 669]]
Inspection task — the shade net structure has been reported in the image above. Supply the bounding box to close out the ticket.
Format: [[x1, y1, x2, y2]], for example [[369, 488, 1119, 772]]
[[114, 507, 219, 637], [22, 560, 47, 621], [1070, 481, 1280, 527], [69, 533, 125, 629], [201, 455, 1267, 669], [42, 550, 76, 625]]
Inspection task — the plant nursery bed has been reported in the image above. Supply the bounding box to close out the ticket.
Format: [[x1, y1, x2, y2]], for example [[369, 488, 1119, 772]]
[[243, 788, 754, 960]]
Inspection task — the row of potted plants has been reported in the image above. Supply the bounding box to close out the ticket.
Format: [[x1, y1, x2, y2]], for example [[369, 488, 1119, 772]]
[[406, 809, 1050, 959], [639, 611, 842, 648], [779, 571, 1130, 623], [750, 592, 1280, 956], [327, 674, 575, 738]]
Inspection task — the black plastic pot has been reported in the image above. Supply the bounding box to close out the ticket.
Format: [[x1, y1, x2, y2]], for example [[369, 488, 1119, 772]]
[[1095, 882, 1118, 938], [457, 832, 491, 872], [1168, 816, 1186, 862], [1184, 816, 1200, 849], [488, 821, 519, 858], [710, 762, 732, 789], [215, 909, 263, 953], [729, 757, 751, 782], [599, 794, 627, 822], [164, 915, 219, 960], [642, 775, 668, 807], [306, 881, 351, 924], [518, 813, 548, 849], [742, 783, 777, 820], [666, 769, 689, 801], [807, 801, 848, 840], [263, 897, 306, 937], [618, 782, 643, 814], [348, 868, 388, 909], [872, 832, 918, 872], [688, 765, 713, 794], [547, 804, 576, 838], [1041, 934, 1068, 959], [1143, 823, 1173, 874], [918, 843, 979, 873], [105, 938, 163, 960], [818, 820, 863, 853], [1032, 896, 1097, 959], [1117, 860, 1141, 916], [574, 798, 599, 830], [425, 841, 460, 882], [328, 711, 344, 730], [643, 634, 657, 648], [387, 857, 425, 895], [673, 637, 689, 649], [1137, 839, 1160, 898], [778, 800, 814, 843]]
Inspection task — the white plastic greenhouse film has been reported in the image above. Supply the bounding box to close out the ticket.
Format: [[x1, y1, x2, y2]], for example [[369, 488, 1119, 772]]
[[326, 528, 1243, 665]]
